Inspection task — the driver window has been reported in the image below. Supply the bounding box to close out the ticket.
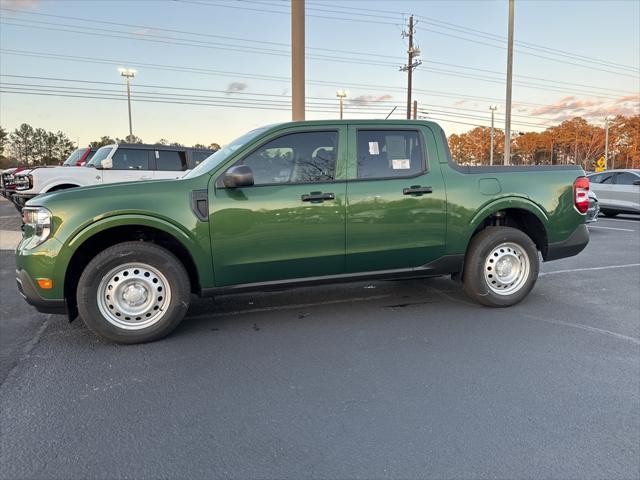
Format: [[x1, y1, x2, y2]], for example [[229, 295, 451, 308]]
[[240, 131, 338, 185]]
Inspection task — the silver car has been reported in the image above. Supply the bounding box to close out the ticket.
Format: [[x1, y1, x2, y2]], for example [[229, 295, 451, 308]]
[[587, 169, 640, 217]]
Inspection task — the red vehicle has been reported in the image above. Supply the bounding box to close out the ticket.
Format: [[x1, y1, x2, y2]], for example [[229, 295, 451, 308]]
[[62, 147, 97, 167]]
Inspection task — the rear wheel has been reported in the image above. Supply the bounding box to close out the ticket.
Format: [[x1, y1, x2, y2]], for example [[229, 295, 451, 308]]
[[77, 242, 190, 343], [462, 227, 539, 307], [600, 209, 618, 217]]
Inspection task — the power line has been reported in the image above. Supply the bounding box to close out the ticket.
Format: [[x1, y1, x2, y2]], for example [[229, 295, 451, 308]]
[[0, 48, 559, 108], [172, 0, 639, 78], [0, 17, 632, 99], [1, 48, 590, 112], [0, 73, 563, 123], [1, 8, 635, 94], [300, 1, 638, 72]]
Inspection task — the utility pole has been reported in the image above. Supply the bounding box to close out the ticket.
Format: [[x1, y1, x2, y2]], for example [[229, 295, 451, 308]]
[[489, 105, 497, 165], [336, 89, 347, 120], [413, 100, 417, 120], [118, 68, 136, 138], [604, 115, 614, 170], [400, 15, 421, 120], [292, 0, 305, 121], [503, 0, 514, 165]]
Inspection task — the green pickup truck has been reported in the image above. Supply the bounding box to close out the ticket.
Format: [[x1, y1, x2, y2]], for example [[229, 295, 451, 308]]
[[16, 120, 590, 343]]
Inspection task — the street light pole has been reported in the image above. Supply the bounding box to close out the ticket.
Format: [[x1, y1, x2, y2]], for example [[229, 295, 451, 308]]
[[489, 105, 497, 165], [503, 0, 515, 165], [118, 68, 136, 138], [336, 89, 347, 120]]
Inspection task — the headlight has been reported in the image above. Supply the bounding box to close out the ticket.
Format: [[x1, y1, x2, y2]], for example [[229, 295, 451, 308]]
[[22, 207, 52, 249], [14, 175, 33, 191]]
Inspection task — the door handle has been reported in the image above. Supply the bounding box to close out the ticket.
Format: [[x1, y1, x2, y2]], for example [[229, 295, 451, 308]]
[[403, 186, 433, 195], [301, 192, 335, 202]]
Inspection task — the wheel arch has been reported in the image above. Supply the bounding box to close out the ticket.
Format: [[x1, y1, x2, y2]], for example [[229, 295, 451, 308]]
[[45, 183, 81, 192], [465, 197, 550, 261], [63, 217, 203, 320]]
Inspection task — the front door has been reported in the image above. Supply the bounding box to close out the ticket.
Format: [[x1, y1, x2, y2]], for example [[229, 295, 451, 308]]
[[345, 125, 447, 273], [210, 128, 347, 286]]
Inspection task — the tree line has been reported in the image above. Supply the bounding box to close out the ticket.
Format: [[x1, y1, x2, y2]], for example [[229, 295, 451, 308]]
[[0, 125, 221, 169], [448, 115, 639, 170]]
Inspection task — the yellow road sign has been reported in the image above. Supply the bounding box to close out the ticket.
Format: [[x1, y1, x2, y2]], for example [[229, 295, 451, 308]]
[[596, 156, 606, 168]]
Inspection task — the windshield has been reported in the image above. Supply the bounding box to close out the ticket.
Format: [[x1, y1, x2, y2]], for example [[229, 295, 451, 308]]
[[183, 127, 271, 179], [62, 149, 85, 166], [86, 146, 114, 167]]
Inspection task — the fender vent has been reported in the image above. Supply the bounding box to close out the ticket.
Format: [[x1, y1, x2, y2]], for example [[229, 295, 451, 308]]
[[191, 190, 209, 222]]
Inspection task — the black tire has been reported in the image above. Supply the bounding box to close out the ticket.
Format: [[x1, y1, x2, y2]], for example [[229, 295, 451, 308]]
[[600, 209, 618, 217], [462, 226, 539, 307], [77, 242, 191, 343]]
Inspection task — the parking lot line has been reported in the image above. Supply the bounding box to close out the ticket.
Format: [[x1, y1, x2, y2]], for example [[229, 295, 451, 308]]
[[540, 263, 640, 276], [588, 225, 636, 232], [522, 312, 640, 346], [598, 218, 640, 224]]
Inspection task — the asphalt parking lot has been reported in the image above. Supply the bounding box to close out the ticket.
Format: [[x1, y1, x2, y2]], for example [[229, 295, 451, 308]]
[[1, 196, 639, 479]]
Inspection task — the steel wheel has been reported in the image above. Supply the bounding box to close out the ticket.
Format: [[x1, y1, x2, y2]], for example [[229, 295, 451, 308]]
[[97, 262, 171, 330], [483, 242, 531, 295]]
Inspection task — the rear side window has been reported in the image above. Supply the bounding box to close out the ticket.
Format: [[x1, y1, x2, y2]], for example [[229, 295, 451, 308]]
[[356, 130, 424, 179], [156, 150, 187, 171], [615, 172, 639, 185], [192, 151, 212, 166], [111, 148, 149, 170]]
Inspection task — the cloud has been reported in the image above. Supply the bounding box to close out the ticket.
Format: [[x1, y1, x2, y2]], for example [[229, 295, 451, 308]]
[[0, 0, 38, 10], [349, 94, 393, 106], [225, 82, 248, 95], [528, 93, 639, 122]]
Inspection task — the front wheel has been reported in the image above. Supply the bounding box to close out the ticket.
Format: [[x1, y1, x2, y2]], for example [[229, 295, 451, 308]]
[[77, 242, 191, 343], [462, 227, 539, 307]]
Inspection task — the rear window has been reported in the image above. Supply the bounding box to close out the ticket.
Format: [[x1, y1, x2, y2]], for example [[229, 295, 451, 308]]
[[155, 150, 187, 171]]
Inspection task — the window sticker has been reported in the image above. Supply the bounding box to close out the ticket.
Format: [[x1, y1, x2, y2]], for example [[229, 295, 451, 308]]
[[392, 159, 411, 169], [368, 142, 380, 155]]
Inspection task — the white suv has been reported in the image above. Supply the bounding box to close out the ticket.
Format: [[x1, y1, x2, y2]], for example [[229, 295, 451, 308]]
[[11, 144, 214, 211]]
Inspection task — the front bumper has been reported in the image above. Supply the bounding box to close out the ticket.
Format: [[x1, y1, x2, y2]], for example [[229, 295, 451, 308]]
[[586, 200, 599, 223], [16, 268, 67, 314], [545, 223, 590, 261], [11, 193, 36, 208]]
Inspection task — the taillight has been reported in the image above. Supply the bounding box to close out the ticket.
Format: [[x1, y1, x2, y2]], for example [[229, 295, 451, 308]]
[[574, 176, 589, 214]]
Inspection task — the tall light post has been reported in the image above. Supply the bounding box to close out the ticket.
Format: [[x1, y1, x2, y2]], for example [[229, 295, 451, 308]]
[[118, 67, 136, 138], [336, 89, 347, 119], [291, 0, 305, 121], [604, 115, 615, 170], [489, 105, 498, 165], [503, 0, 515, 165]]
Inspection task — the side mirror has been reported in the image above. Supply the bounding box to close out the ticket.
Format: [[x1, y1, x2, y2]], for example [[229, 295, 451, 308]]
[[633, 179, 640, 186], [223, 165, 254, 188]]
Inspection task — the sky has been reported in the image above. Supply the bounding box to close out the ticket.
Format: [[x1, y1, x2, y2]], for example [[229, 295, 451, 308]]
[[0, 0, 638, 146]]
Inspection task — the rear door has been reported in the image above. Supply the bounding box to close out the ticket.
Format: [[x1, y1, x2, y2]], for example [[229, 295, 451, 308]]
[[612, 172, 640, 212], [209, 126, 347, 286], [345, 125, 447, 272], [589, 172, 616, 209]]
